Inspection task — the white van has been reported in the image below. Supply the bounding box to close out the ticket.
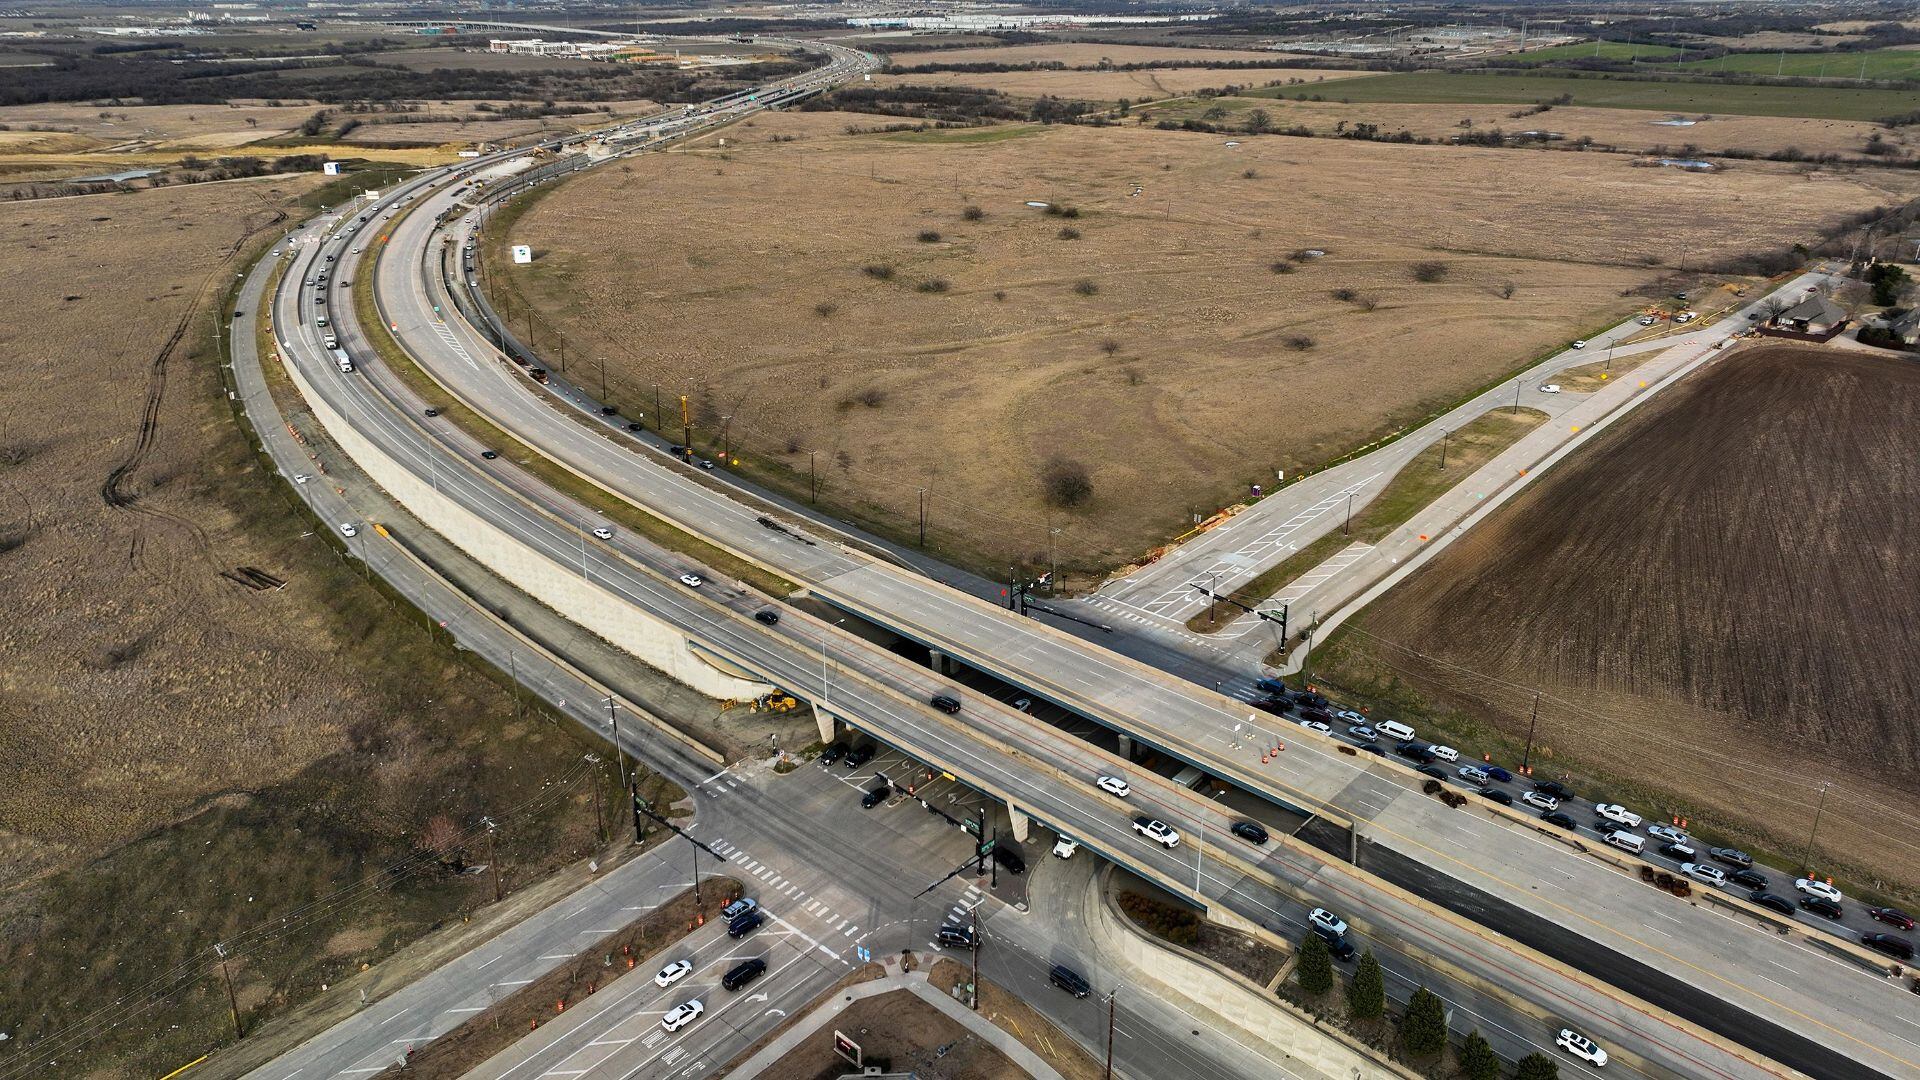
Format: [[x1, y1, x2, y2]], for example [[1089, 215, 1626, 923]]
[[1605, 831, 1646, 855], [1377, 720, 1416, 743], [1429, 744, 1459, 763]]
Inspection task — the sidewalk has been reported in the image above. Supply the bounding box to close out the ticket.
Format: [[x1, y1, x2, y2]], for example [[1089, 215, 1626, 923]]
[[727, 958, 1066, 1080]]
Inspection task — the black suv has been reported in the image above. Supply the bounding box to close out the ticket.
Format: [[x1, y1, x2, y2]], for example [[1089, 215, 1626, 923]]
[[1863, 933, 1916, 961], [936, 925, 976, 950], [1532, 780, 1575, 801], [1049, 965, 1091, 998], [727, 910, 766, 938], [818, 742, 847, 766], [861, 784, 889, 809], [1395, 741, 1435, 764], [722, 957, 768, 991], [929, 694, 962, 714], [843, 744, 874, 770], [993, 845, 1026, 876]]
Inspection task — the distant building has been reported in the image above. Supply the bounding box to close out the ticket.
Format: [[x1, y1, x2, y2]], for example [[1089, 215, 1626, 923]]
[[1888, 308, 1920, 346]]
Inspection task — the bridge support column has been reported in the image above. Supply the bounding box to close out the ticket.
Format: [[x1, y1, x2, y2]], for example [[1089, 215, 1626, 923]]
[[812, 702, 837, 745], [1116, 734, 1133, 761], [1206, 902, 1270, 940], [929, 649, 947, 675], [1006, 801, 1031, 843]]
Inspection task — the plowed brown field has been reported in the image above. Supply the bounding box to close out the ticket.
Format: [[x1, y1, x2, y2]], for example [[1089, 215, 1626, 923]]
[[1326, 344, 1920, 892]]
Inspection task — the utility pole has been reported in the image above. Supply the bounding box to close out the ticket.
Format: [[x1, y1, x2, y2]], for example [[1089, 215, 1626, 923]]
[[1438, 429, 1450, 470], [484, 817, 502, 902], [1521, 691, 1541, 774], [809, 450, 817, 502], [1512, 377, 1522, 414], [214, 943, 243, 1038], [598, 356, 608, 400], [606, 696, 630, 796], [1104, 989, 1117, 1080], [680, 394, 691, 454], [917, 488, 926, 547], [1208, 570, 1218, 625], [1802, 781, 1832, 875], [1343, 491, 1354, 535], [587, 756, 606, 843]]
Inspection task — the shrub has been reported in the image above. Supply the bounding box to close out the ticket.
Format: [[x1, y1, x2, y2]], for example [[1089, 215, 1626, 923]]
[[1242, 167, 1258, 179], [1283, 334, 1315, 351], [1045, 203, 1081, 218], [917, 229, 942, 243], [916, 279, 950, 293], [1330, 287, 1358, 302], [1410, 260, 1450, 283], [1269, 261, 1295, 274], [862, 264, 895, 280], [839, 387, 887, 409], [1099, 338, 1121, 356], [962, 205, 984, 221], [1058, 226, 1081, 240], [1356, 294, 1379, 312], [1041, 456, 1093, 508], [814, 301, 838, 317], [1117, 891, 1197, 946], [1072, 279, 1099, 296], [1460, 1031, 1500, 1080], [1516, 1052, 1561, 1080], [1498, 281, 1517, 299]]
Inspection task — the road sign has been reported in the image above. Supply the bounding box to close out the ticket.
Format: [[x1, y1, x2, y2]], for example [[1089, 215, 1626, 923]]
[[833, 1030, 861, 1068], [856, 946, 871, 962], [977, 839, 995, 856]]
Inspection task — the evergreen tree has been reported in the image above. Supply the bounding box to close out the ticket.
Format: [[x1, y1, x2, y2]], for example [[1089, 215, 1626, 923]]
[[1401, 986, 1447, 1057], [1459, 1029, 1500, 1080], [1516, 1051, 1561, 1080], [1296, 931, 1333, 995], [1348, 948, 1385, 1020]]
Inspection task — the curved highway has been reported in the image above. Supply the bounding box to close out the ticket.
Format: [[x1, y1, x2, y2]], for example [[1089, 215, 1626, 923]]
[[252, 39, 1919, 1080]]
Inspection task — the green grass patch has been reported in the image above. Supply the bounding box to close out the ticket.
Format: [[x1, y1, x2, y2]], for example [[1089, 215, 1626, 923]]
[[1675, 47, 1920, 81], [1251, 70, 1920, 121], [350, 222, 798, 600], [1517, 40, 1687, 63], [874, 124, 1040, 145], [1189, 408, 1548, 635]]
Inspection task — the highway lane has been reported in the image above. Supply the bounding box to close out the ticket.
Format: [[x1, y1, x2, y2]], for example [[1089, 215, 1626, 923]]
[[284, 220, 1810, 1080], [280, 69, 1915, 1080]]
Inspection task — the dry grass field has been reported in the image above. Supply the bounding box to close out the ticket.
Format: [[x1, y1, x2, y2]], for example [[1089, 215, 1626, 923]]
[[0, 180, 634, 1075], [1134, 96, 1912, 159], [491, 110, 1918, 575], [1322, 345, 1920, 895], [880, 42, 1316, 66], [875, 66, 1365, 102]]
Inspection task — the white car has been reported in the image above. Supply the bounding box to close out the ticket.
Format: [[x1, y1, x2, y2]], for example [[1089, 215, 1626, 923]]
[[1557, 1028, 1608, 1067], [1570, 339, 1588, 349], [1052, 835, 1079, 859], [1594, 803, 1643, 829], [1095, 775, 1131, 798], [339, 522, 358, 537], [1539, 383, 1561, 394], [1638, 315, 1657, 325], [1796, 878, 1844, 904], [653, 959, 692, 988], [592, 527, 614, 540], [1133, 818, 1180, 848], [1646, 824, 1688, 845], [1333, 708, 1365, 724], [351, 246, 362, 254], [1521, 790, 1558, 811], [678, 572, 703, 588], [293, 473, 310, 484], [1682, 862, 1726, 888], [1308, 907, 1347, 938], [661, 999, 704, 1032], [1297, 718, 1332, 735], [1429, 744, 1459, 763]]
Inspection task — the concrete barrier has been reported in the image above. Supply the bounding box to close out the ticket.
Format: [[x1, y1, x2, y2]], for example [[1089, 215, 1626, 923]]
[[377, 530, 725, 766], [277, 344, 766, 702]]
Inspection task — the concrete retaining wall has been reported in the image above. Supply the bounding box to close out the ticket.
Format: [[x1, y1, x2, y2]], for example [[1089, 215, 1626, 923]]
[[1085, 867, 1413, 1080], [278, 349, 766, 702]]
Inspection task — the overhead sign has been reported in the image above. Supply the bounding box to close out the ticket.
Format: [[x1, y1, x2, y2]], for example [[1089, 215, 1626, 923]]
[[322, 161, 344, 176], [511, 244, 533, 265]]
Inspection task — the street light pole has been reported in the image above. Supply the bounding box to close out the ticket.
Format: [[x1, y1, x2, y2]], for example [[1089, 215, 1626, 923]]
[[606, 696, 630, 795], [1512, 377, 1522, 414], [1104, 989, 1117, 1080], [1438, 429, 1450, 469]]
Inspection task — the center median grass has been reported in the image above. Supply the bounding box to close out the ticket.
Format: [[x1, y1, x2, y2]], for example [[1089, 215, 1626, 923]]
[[1188, 407, 1548, 635], [348, 244, 797, 599]]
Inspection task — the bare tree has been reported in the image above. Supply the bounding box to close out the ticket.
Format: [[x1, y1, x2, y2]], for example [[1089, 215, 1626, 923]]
[[1042, 456, 1093, 508]]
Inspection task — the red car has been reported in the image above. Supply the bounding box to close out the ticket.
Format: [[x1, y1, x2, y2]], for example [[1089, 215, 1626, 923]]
[[1868, 907, 1916, 931]]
